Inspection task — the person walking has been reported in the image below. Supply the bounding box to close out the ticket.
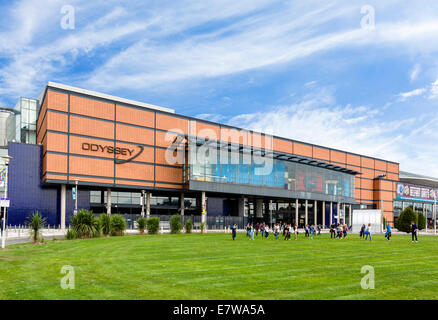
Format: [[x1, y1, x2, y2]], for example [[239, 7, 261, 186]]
[[231, 223, 237, 241], [343, 224, 348, 239], [255, 223, 260, 238], [385, 223, 391, 241], [317, 224, 321, 236], [274, 224, 279, 241], [410, 221, 418, 242], [330, 223, 336, 239], [364, 223, 372, 241], [246, 223, 250, 239], [250, 224, 254, 240], [294, 224, 298, 240], [305, 224, 309, 238], [359, 224, 365, 238], [265, 225, 270, 239], [310, 224, 314, 239]]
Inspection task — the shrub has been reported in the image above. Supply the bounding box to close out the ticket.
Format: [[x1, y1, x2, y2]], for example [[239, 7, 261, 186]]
[[185, 219, 193, 234], [146, 217, 160, 235], [200, 222, 206, 234], [110, 215, 126, 236], [137, 217, 147, 234], [66, 228, 76, 240], [25, 211, 47, 243], [70, 209, 100, 238], [170, 214, 182, 234], [418, 211, 426, 230], [99, 214, 111, 236], [395, 207, 417, 233]]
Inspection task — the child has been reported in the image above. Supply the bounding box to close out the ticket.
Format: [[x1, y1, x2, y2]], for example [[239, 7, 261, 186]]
[[294, 224, 298, 240], [385, 223, 391, 241], [305, 224, 309, 237], [343, 224, 348, 239], [274, 224, 279, 241], [310, 224, 314, 239], [250, 224, 254, 240]]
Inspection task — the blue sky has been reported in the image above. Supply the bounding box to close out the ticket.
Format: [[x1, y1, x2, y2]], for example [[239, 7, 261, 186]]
[[0, 0, 438, 176]]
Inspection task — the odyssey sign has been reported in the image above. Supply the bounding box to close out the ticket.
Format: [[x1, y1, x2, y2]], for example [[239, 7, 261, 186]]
[[81, 142, 144, 164]]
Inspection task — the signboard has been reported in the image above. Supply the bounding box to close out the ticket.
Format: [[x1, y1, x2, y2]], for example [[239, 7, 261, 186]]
[[396, 183, 438, 202], [72, 187, 76, 200], [0, 198, 10, 208], [352, 209, 382, 233], [0, 168, 5, 187]]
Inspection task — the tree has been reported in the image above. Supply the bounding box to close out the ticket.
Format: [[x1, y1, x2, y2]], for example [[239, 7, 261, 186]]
[[417, 211, 426, 230], [395, 207, 417, 233]]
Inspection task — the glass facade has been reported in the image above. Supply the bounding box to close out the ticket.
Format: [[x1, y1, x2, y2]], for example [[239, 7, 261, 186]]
[[188, 145, 355, 199], [14, 97, 38, 144]]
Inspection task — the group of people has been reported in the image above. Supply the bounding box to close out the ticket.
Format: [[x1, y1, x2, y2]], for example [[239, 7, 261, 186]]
[[359, 224, 372, 241], [329, 223, 350, 239], [231, 220, 421, 242], [243, 222, 324, 241]]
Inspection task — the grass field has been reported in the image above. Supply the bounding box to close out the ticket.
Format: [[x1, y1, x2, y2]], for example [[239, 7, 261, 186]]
[[0, 232, 437, 300]]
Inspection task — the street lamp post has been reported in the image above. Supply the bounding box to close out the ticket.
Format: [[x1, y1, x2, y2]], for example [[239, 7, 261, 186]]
[[74, 179, 78, 214], [434, 194, 437, 235], [1, 156, 12, 249]]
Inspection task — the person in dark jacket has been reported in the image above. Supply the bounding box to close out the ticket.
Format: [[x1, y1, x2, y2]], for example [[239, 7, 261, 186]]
[[359, 224, 365, 238], [231, 224, 237, 240], [410, 221, 418, 242]]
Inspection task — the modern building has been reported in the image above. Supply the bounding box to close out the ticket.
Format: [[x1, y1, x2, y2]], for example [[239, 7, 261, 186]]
[[0, 82, 436, 229]]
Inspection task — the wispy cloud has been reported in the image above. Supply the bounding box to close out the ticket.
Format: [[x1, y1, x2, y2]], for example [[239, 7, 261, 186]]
[[398, 88, 427, 101]]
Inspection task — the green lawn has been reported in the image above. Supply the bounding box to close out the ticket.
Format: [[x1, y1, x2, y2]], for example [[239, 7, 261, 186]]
[[0, 232, 437, 300]]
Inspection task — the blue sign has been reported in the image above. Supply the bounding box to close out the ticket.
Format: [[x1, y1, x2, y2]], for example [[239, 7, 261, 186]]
[[72, 187, 76, 200]]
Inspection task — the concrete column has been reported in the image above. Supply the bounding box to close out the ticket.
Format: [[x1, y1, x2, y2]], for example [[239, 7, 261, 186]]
[[146, 191, 151, 218], [180, 192, 185, 216], [141, 190, 145, 217], [106, 188, 111, 215], [330, 202, 333, 226], [201, 191, 207, 228], [314, 200, 317, 226], [322, 201, 326, 228], [255, 199, 263, 218], [305, 199, 308, 226], [337, 202, 341, 224], [60, 184, 66, 229], [348, 204, 352, 227], [295, 199, 298, 226], [238, 197, 246, 217]]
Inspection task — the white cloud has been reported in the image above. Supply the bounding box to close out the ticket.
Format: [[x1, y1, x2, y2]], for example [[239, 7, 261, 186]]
[[429, 79, 438, 99], [226, 88, 438, 177], [398, 88, 426, 101], [410, 64, 421, 82]]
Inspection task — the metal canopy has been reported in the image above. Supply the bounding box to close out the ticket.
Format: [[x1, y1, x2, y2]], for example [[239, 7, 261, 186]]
[[181, 136, 361, 176]]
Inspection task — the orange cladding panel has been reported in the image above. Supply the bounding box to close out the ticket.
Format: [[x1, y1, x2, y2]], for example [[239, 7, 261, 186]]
[[70, 116, 114, 140], [273, 138, 292, 154], [47, 112, 68, 133], [156, 114, 188, 134], [69, 156, 114, 178], [46, 132, 68, 153], [313, 147, 330, 161], [70, 95, 114, 120], [346, 154, 361, 166], [361, 157, 374, 169], [330, 150, 346, 164], [155, 166, 183, 184], [116, 124, 154, 145], [47, 90, 68, 112], [116, 105, 155, 128], [46, 153, 67, 173], [293, 143, 312, 157], [116, 163, 154, 181]]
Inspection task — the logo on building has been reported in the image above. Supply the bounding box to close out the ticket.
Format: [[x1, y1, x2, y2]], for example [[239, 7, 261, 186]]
[[81, 143, 144, 164]]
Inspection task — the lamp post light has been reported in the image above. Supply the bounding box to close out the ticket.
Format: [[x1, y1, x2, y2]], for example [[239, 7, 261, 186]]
[[1, 155, 12, 249]]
